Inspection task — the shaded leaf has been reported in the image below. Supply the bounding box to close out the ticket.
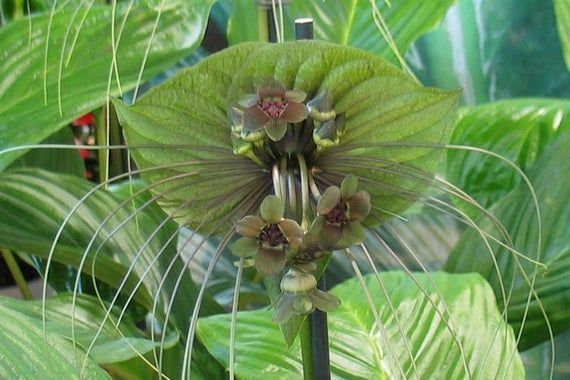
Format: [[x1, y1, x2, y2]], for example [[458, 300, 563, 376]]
[[412, 0, 570, 103], [445, 132, 570, 349], [554, 0, 570, 69], [197, 272, 524, 379], [0, 170, 223, 322]]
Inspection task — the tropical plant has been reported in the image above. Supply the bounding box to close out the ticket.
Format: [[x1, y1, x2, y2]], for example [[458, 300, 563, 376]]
[[0, 0, 569, 379]]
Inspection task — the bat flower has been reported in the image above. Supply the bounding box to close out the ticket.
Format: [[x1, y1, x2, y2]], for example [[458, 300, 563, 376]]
[[310, 175, 371, 250], [231, 195, 304, 275], [239, 79, 309, 142], [273, 268, 340, 324]]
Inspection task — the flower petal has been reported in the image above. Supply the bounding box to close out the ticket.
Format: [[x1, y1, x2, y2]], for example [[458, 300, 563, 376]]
[[317, 186, 341, 215], [230, 237, 259, 258], [273, 293, 295, 324], [309, 289, 341, 312], [278, 219, 304, 240], [292, 294, 315, 314], [347, 191, 371, 221], [264, 119, 288, 141], [317, 222, 343, 250], [285, 89, 307, 103], [343, 221, 365, 245], [340, 175, 358, 200], [260, 195, 284, 224], [236, 215, 266, 238], [255, 246, 286, 275], [243, 106, 270, 132], [280, 101, 309, 123], [257, 79, 286, 98]]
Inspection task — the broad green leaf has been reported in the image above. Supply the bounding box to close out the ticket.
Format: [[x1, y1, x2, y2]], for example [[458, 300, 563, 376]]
[[228, 0, 456, 61], [0, 293, 177, 364], [197, 272, 524, 379], [0, 0, 215, 170], [446, 99, 570, 220], [115, 41, 459, 233], [413, 0, 570, 104], [554, 0, 570, 70], [445, 132, 570, 349], [0, 169, 223, 321], [0, 296, 110, 379]]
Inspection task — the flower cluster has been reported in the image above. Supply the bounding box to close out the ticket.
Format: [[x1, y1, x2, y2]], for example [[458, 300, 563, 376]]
[[229, 79, 372, 323]]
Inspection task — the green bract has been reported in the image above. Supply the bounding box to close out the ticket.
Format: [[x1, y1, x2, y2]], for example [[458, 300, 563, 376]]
[[114, 41, 459, 233]]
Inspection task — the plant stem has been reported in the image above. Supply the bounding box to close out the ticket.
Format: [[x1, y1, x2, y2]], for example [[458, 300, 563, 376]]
[[0, 249, 34, 300], [311, 276, 331, 379], [300, 317, 314, 380]]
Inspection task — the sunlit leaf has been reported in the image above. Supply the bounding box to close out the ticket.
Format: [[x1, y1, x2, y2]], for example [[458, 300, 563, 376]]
[[197, 272, 524, 379], [445, 132, 570, 349], [0, 0, 215, 170], [0, 296, 110, 379]]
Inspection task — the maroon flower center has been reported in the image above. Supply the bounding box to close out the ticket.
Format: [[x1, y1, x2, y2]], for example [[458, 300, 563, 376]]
[[259, 224, 288, 247], [325, 201, 348, 224], [260, 97, 286, 118]]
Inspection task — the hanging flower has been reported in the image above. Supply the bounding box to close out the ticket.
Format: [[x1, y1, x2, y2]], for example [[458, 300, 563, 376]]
[[273, 268, 340, 324], [310, 175, 371, 250], [231, 195, 304, 275], [239, 79, 309, 142]]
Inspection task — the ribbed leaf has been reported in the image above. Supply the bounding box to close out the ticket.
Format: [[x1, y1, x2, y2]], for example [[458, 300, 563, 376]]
[[115, 41, 459, 232], [447, 99, 570, 219], [445, 132, 570, 349], [197, 272, 524, 379], [0, 0, 214, 170], [0, 169, 222, 322], [0, 296, 110, 379], [0, 293, 177, 364], [228, 0, 455, 61]]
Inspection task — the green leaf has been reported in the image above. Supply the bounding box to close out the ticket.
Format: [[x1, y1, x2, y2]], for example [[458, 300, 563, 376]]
[[115, 40, 460, 231], [0, 296, 110, 379], [197, 272, 524, 379], [0, 293, 178, 364], [413, 0, 570, 103], [228, 0, 455, 61], [0, 0, 215, 170], [446, 98, 570, 220], [554, 0, 570, 69], [0, 169, 223, 321], [445, 132, 570, 349]]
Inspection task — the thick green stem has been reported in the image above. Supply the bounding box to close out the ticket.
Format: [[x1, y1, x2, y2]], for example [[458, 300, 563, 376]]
[[1, 249, 34, 300], [300, 317, 314, 380]]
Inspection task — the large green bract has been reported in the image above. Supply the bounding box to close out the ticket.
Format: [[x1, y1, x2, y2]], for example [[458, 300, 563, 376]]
[[114, 41, 460, 232]]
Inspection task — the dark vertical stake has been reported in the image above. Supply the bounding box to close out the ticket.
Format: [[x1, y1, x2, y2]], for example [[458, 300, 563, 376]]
[[296, 17, 331, 380]]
